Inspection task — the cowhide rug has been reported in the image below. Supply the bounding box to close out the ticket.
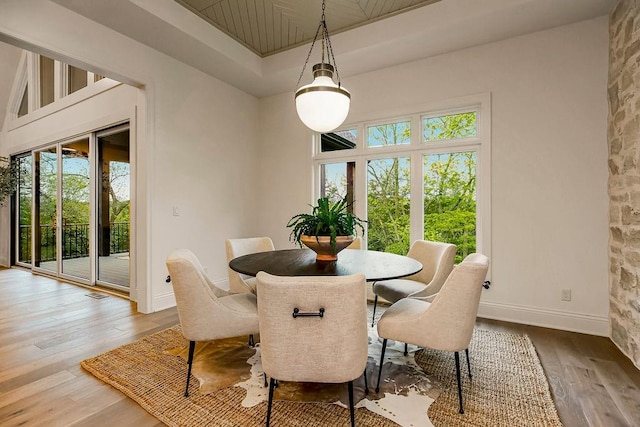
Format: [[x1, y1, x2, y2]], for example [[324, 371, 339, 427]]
[[168, 326, 441, 427]]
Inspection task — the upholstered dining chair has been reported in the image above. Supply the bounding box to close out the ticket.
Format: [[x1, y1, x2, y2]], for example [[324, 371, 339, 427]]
[[256, 271, 369, 427], [225, 237, 275, 294], [166, 248, 260, 397], [375, 253, 490, 414], [371, 239, 457, 326], [346, 236, 363, 249]]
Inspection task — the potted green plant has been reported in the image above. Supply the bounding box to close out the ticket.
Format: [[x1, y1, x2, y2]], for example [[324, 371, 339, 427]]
[[287, 196, 366, 261]]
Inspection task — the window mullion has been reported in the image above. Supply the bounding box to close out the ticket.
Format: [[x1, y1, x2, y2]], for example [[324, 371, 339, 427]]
[[355, 156, 368, 247], [410, 151, 423, 245], [54, 60, 63, 102], [409, 114, 422, 244], [27, 53, 37, 113]]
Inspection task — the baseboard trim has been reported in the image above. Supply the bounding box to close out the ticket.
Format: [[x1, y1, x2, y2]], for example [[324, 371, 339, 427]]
[[478, 301, 610, 337], [152, 292, 176, 313]]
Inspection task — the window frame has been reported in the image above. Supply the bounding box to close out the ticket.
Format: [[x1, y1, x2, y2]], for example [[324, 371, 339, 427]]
[[312, 93, 491, 267], [8, 52, 118, 127]]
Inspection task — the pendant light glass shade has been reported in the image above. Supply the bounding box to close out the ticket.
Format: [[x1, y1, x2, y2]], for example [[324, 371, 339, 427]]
[[295, 63, 350, 133]]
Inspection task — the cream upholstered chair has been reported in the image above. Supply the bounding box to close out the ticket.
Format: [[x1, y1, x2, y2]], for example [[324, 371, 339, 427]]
[[166, 249, 260, 397], [225, 237, 275, 294], [371, 240, 456, 326], [256, 272, 369, 427], [346, 236, 362, 249], [375, 253, 489, 414]]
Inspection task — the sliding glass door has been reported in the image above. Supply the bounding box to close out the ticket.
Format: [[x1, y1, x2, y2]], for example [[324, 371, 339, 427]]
[[97, 127, 130, 288], [15, 154, 32, 266], [33, 147, 58, 274], [61, 138, 91, 281], [20, 124, 130, 291]]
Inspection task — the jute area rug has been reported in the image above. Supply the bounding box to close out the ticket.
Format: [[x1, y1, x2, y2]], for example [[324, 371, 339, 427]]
[[81, 321, 561, 427]]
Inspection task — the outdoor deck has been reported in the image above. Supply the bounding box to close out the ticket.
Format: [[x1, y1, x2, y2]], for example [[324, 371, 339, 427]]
[[38, 253, 130, 287]]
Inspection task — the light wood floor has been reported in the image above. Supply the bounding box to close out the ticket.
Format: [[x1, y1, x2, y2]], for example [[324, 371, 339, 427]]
[[1, 267, 640, 427]]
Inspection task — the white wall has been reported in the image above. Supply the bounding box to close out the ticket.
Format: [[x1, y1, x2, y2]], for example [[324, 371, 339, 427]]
[[0, 41, 20, 129], [0, 0, 260, 312], [257, 17, 610, 335]]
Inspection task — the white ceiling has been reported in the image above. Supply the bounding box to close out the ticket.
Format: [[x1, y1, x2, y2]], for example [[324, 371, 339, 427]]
[[51, 0, 615, 98]]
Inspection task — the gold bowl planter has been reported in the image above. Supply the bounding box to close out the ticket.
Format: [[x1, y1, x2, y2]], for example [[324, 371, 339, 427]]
[[300, 235, 355, 262]]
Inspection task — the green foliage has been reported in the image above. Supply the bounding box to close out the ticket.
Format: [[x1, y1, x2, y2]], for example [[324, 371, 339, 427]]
[[423, 112, 477, 141], [287, 196, 366, 251], [367, 157, 411, 254], [424, 210, 476, 263], [113, 202, 130, 222], [62, 170, 90, 224], [365, 114, 477, 259], [0, 156, 18, 206], [423, 152, 476, 261]]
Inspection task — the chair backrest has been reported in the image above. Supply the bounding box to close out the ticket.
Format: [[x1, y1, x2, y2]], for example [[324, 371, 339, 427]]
[[225, 237, 275, 293], [346, 236, 362, 250], [405, 240, 457, 296], [166, 248, 229, 341], [420, 253, 489, 351], [256, 272, 368, 384]]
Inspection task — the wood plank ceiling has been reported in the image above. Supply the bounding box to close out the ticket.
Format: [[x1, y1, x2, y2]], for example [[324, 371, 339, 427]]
[[175, 0, 441, 57]]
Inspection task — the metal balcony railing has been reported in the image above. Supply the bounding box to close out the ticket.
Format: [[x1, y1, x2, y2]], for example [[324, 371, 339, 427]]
[[19, 222, 129, 263]]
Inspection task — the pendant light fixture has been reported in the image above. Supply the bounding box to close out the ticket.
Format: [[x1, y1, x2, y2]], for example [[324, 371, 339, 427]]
[[294, 0, 350, 133]]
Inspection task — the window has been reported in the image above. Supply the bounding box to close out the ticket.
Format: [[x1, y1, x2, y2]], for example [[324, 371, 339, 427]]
[[320, 129, 356, 209], [367, 156, 411, 254], [320, 161, 355, 204], [423, 151, 477, 262], [367, 120, 410, 147], [313, 96, 491, 262], [423, 111, 477, 142], [11, 52, 111, 120], [39, 56, 55, 107], [68, 65, 88, 94], [321, 128, 356, 152], [17, 85, 28, 117]]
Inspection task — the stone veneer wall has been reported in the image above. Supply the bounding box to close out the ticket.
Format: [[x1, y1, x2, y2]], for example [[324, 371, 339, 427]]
[[608, 0, 640, 368]]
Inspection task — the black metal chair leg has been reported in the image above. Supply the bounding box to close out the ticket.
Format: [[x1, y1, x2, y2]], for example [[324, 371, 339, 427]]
[[266, 377, 276, 426], [263, 372, 268, 387], [404, 343, 408, 356], [375, 338, 387, 393], [348, 380, 355, 427], [465, 348, 472, 379], [248, 334, 255, 347], [454, 351, 464, 414], [371, 293, 378, 327], [184, 340, 196, 397], [363, 367, 369, 394]]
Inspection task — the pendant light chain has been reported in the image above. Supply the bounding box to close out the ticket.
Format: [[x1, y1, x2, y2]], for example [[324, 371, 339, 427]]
[[320, 0, 326, 65], [294, 0, 342, 91], [321, 14, 342, 88], [295, 20, 323, 91], [294, 0, 351, 133]]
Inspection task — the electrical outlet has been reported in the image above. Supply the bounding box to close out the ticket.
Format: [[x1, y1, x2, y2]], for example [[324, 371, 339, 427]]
[[561, 289, 571, 301]]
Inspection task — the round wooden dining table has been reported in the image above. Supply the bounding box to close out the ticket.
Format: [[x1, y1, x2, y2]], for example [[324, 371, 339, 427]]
[[229, 248, 422, 282]]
